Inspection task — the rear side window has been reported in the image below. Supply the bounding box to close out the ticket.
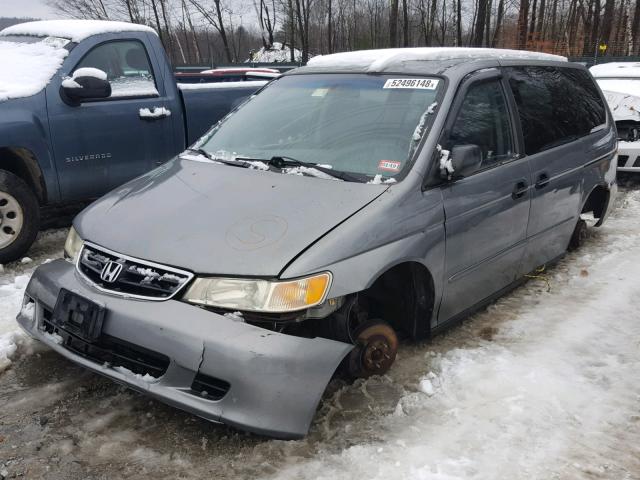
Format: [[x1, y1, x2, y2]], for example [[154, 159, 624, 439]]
[[506, 67, 606, 155]]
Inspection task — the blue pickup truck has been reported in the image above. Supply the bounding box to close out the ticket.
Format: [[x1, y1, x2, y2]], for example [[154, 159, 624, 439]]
[[0, 19, 269, 263]]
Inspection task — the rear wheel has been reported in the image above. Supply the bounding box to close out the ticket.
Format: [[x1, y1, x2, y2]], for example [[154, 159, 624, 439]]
[[0, 170, 40, 264], [568, 218, 587, 251]]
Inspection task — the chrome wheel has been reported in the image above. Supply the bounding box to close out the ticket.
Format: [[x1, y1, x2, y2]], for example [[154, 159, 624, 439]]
[[0, 191, 24, 249]]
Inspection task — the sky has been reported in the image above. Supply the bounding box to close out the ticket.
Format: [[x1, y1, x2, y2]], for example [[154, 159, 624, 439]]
[[1, 0, 59, 19]]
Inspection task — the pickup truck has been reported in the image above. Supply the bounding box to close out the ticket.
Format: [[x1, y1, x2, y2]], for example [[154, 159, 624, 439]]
[[0, 19, 269, 263]]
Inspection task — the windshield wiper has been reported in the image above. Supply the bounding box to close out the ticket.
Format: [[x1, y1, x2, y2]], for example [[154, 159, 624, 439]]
[[186, 148, 250, 168], [243, 155, 361, 182]]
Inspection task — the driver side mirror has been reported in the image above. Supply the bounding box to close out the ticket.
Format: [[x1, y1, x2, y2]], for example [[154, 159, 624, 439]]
[[60, 68, 111, 106], [449, 144, 482, 178]]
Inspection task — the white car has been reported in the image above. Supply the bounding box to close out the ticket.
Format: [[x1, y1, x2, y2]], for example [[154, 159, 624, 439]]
[[591, 62, 640, 172]]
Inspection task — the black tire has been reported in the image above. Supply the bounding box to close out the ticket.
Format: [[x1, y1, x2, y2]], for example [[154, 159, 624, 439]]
[[568, 218, 587, 251], [0, 170, 40, 264]]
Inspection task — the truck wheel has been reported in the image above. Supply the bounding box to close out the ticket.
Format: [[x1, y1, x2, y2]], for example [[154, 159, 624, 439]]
[[568, 218, 587, 251], [0, 170, 40, 264]]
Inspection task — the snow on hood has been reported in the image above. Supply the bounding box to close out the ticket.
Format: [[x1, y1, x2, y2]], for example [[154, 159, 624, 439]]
[[0, 39, 68, 102], [74, 158, 389, 276], [590, 61, 640, 79], [0, 20, 156, 43], [307, 47, 567, 71], [601, 90, 640, 122]]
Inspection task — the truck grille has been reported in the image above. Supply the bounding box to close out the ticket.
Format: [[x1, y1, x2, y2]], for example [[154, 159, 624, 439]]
[[77, 242, 193, 300]]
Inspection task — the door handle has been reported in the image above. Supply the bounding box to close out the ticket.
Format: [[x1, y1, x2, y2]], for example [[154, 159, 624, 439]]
[[512, 180, 529, 200], [535, 172, 550, 189], [139, 107, 170, 121]]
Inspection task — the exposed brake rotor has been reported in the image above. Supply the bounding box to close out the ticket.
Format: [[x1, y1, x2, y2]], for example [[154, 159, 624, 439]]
[[348, 320, 398, 378]]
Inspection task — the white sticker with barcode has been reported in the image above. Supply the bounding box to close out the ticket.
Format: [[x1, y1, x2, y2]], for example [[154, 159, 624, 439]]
[[383, 78, 439, 89]]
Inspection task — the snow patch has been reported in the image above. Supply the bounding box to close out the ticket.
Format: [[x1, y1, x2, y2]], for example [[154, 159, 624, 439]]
[[590, 61, 640, 79], [248, 42, 302, 62], [0, 39, 68, 102], [73, 67, 107, 80], [367, 174, 397, 185], [113, 365, 158, 383], [177, 80, 267, 91], [308, 47, 566, 71], [139, 106, 171, 119], [223, 311, 245, 323], [0, 20, 156, 43], [437, 144, 454, 179]]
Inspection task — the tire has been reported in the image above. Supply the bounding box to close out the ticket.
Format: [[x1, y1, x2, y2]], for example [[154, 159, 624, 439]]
[[0, 170, 40, 264], [568, 218, 587, 251]]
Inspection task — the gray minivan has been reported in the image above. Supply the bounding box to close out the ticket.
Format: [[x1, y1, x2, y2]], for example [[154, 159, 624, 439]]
[[17, 48, 617, 439]]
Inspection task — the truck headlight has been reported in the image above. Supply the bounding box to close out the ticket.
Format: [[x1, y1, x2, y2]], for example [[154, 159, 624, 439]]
[[182, 272, 332, 312], [64, 226, 83, 262]]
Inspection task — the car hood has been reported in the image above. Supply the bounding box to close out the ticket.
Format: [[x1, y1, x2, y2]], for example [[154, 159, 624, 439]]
[[601, 89, 640, 122], [75, 157, 389, 277]]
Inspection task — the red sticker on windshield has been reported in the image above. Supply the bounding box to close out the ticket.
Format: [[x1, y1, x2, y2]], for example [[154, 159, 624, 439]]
[[378, 160, 401, 172]]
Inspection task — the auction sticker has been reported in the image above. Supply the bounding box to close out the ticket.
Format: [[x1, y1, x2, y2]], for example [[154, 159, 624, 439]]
[[383, 78, 439, 89], [378, 160, 401, 172]]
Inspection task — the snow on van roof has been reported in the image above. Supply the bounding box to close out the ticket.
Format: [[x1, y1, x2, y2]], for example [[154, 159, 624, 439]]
[[590, 62, 640, 78], [0, 20, 156, 43], [307, 47, 567, 71]]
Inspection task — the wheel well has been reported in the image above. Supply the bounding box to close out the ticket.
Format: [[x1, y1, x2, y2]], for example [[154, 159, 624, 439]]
[[582, 185, 609, 221], [0, 147, 46, 203], [360, 262, 435, 340]]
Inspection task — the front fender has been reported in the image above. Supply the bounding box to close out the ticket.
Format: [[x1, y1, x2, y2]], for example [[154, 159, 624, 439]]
[[280, 184, 446, 328], [0, 93, 59, 203]]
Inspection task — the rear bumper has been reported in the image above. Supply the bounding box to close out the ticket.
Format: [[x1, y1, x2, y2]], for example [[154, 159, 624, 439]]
[[17, 259, 352, 439], [617, 141, 640, 172]]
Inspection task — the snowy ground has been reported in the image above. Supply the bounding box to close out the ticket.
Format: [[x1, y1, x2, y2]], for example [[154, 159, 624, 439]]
[[1, 180, 639, 479]]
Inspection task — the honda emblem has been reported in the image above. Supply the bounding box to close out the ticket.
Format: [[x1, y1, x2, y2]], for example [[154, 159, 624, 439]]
[[100, 261, 123, 283]]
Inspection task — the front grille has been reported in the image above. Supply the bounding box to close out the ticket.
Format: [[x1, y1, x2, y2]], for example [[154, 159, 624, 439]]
[[190, 372, 230, 400], [42, 312, 170, 378], [77, 242, 193, 300], [633, 157, 640, 168]]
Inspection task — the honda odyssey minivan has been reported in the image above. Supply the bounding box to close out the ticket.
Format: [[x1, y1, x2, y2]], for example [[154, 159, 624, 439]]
[[18, 47, 617, 439]]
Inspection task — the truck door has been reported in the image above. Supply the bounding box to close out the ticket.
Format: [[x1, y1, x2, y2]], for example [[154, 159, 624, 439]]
[[437, 71, 531, 323], [47, 38, 173, 201]]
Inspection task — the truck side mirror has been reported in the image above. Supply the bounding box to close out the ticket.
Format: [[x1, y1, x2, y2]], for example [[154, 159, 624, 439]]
[[450, 144, 483, 178], [60, 68, 111, 106]]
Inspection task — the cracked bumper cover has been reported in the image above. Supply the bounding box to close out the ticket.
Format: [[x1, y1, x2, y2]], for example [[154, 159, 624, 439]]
[[16, 259, 353, 439]]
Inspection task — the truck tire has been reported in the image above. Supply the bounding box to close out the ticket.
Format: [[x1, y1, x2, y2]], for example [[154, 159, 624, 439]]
[[0, 170, 40, 264]]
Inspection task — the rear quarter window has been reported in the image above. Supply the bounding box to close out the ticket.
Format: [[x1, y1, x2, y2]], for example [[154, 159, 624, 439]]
[[506, 66, 606, 155]]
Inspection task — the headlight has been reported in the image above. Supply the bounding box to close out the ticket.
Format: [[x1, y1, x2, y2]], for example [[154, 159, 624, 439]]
[[183, 272, 332, 312], [64, 226, 83, 262]]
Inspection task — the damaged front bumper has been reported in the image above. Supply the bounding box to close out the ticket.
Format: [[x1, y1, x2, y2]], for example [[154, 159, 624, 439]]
[[617, 141, 640, 172], [16, 259, 353, 439]]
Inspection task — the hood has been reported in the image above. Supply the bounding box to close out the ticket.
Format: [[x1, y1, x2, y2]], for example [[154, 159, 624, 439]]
[[602, 89, 640, 122], [75, 157, 389, 277]]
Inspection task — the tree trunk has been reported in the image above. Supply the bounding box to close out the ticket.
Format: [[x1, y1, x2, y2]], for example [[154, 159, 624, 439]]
[[390, 0, 399, 47], [492, 0, 505, 46], [517, 0, 530, 48], [456, 0, 462, 45], [402, 0, 409, 46], [328, 0, 333, 52], [473, 0, 488, 46]]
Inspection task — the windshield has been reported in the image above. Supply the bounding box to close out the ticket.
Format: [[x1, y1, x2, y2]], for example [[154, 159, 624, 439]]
[[196, 74, 442, 181]]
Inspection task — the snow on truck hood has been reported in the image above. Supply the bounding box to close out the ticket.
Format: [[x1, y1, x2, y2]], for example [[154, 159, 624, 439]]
[[0, 38, 68, 102], [0, 20, 156, 43], [74, 158, 389, 277], [601, 89, 640, 122]]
